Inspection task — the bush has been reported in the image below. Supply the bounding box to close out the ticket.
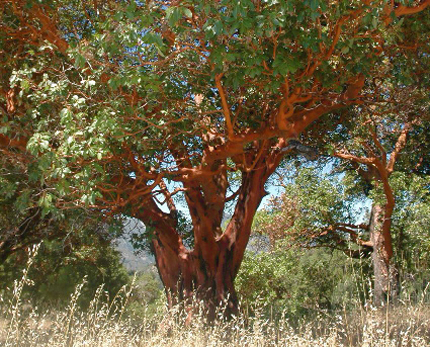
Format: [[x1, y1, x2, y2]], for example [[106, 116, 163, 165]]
[[0, 239, 130, 309], [235, 247, 371, 319]]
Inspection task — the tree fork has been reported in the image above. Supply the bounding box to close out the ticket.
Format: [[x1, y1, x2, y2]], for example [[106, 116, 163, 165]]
[[142, 152, 274, 319]]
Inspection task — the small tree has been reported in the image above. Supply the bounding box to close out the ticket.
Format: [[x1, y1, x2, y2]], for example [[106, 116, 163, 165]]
[[260, 80, 430, 305], [322, 83, 429, 305]]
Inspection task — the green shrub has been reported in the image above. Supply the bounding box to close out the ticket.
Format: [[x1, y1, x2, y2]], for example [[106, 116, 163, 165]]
[[236, 247, 371, 319], [0, 239, 130, 309]]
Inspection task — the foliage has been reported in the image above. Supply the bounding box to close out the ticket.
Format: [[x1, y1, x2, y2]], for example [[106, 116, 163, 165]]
[[1, 0, 429, 228], [1, 0, 430, 311], [251, 162, 430, 306], [0, 146, 124, 265], [390, 173, 430, 281], [0, 235, 129, 309], [253, 163, 369, 251], [236, 247, 370, 318]]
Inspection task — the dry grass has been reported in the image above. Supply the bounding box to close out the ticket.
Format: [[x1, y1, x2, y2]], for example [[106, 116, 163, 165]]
[[1, 245, 430, 347], [1, 302, 430, 347]]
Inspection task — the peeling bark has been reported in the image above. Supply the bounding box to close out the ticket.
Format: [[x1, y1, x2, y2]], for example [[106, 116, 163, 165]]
[[150, 227, 240, 320], [4, 0, 426, 321]]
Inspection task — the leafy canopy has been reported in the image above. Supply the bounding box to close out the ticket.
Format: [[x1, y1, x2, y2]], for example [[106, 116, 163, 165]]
[[1, 0, 429, 218]]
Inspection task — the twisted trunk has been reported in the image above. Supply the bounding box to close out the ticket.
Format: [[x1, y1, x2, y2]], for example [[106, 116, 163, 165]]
[[135, 162, 271, 320], [151, 236, 240, 319]]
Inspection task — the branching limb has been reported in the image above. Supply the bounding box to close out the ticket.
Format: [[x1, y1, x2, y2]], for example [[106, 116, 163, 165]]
[[387, 123, 410, 174], [215, 73, 234, 140]]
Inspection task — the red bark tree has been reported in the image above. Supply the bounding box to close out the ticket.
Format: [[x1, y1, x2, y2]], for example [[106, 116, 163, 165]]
[[334, 121, 412, 305], [1, 0, 429, 317]]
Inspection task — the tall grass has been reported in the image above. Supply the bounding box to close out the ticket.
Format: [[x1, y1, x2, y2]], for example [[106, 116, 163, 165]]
[[1, 246, 429, 346]]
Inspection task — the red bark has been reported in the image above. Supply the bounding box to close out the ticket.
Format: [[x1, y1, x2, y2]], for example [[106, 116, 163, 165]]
[[4, 0, 427, 318], [335, 123, 411, 305], [133, 149, 276, 319]]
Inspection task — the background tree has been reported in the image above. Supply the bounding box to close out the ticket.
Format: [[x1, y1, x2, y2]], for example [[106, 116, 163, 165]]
[[1, 0, 429, 318], [312, 78, 429, 305], [253, 163, 372, 257], [0, 217, 130, 308], [254, 98, 430, 305]]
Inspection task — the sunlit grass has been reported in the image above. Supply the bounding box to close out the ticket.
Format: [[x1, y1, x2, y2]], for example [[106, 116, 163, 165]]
[[1, 245, 429, 346]]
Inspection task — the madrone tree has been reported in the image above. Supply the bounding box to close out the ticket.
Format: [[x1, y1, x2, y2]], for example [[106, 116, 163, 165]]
[[259, 81, 430, 307], [304, 76, 430, 305], [1, 0, 429, 317]]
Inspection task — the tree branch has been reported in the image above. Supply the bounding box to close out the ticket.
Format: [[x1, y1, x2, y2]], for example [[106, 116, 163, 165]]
[[215, 73, 234, 140], [387, 123, 410, 174], [395, 0, 430, 16]]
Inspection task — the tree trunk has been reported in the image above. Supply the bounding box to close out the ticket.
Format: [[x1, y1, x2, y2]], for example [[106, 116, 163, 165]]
[[152, 235, 239, 321], [369, 204, 398, 306], [136, 162, 270, 321]]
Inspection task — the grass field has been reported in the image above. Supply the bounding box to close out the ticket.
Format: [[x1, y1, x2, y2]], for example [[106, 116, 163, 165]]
[[1, 245, 429, 346], [1, 281, 430, 347]]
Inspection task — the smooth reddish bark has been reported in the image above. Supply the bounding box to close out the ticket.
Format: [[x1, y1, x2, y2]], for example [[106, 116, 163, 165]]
[[3, 0, 427, 318], [134, 154, 274, 319], [335, 123, 411, 306]]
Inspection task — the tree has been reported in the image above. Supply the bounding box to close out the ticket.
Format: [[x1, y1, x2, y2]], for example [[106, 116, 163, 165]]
[[253, 162, 377, 263], [1, 0, 429, 318], [332, 120, 415, 306], [311, 78, 430, 305], [0, 232, 130, 308], [390, 172, 430, 300], [254, 153, 430, 307], [257, 80, 430, 305], [0, 148, 125, 263]]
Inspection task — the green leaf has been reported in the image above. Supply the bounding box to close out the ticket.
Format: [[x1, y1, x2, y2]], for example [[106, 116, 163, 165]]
[[166, 7, 182, 27], [15, 189, 31, 211], [309, 0, 319, 11], [38, 193, 53, 212], [183, 8, 192, 18], [75, 53, 86, 68], [341, 46, 350, 54], [126, 2, 137, 19]]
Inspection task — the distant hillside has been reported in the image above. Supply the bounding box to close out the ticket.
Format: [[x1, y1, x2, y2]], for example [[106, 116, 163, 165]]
[[115, 218, 155, 273]]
